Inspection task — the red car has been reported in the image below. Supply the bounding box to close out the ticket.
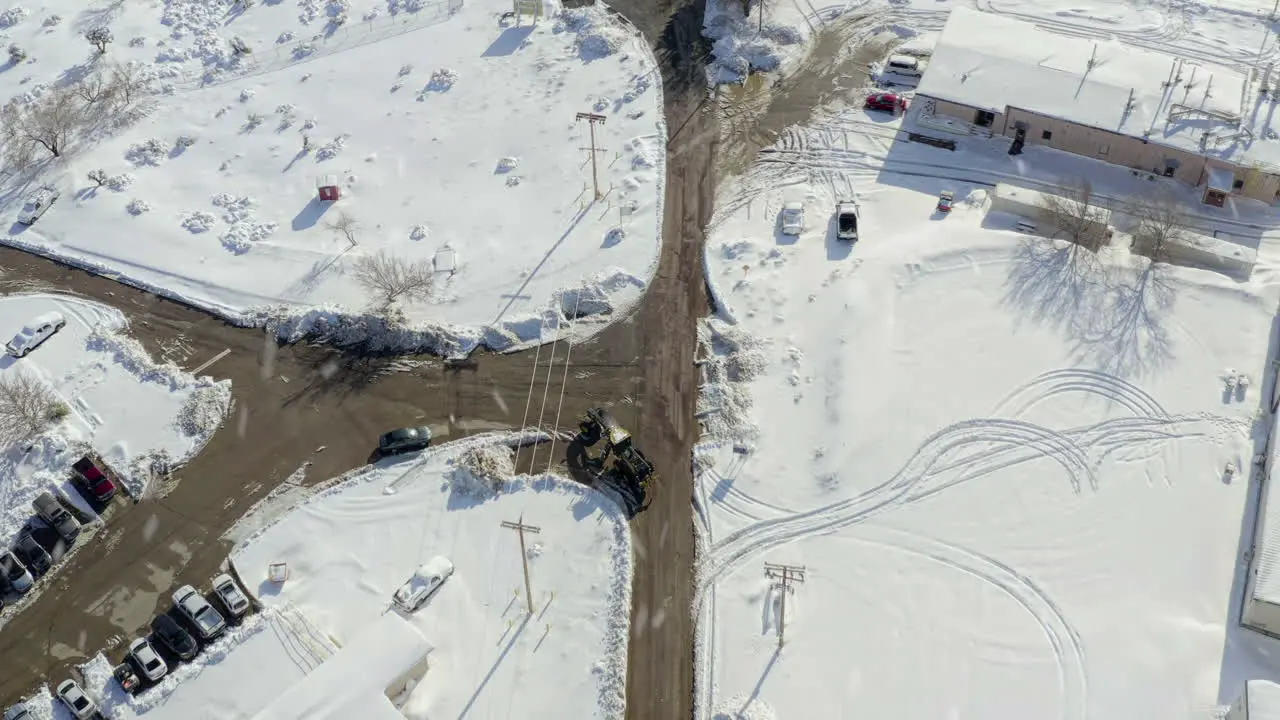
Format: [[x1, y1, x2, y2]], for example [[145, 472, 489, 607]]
[[865, 92, 906, 113], [73, 456, 117, 503]]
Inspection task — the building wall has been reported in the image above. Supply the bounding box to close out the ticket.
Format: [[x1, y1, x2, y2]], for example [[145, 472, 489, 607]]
[[927, 97, 1003, 130]]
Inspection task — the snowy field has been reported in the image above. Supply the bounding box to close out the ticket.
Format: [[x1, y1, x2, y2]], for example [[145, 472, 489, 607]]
[[0, 293, 229, 546], [694, 0, 1280, 716], [0, 0, 665, 353], [697, 121, 1280, 718], [35, 434, 630, 719]]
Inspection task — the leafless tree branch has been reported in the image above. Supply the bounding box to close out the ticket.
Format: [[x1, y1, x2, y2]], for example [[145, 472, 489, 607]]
[[1126, 189, 1193, 263], [351, 251, 435, 308], [1036, 178, 1110, 253], [1, 84, 86, 159], [0, 371, 67, 447]]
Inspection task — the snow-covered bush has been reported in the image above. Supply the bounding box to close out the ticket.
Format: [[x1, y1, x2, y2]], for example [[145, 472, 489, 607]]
[[85, 26, 113, 54], [174, 135, 197, 150], [425, 68, 457, 92], [126, 199, 151, 215], [88, 169, 109, 186], [40, 13, 58, 28], [7, 43, 25, 63], [238, 88, 254, 102], [107, 174, 134, 191], [315, 134, 348, 161], [496, 156, 518, 173], [244, 112, 265, 130], [0, 6, 29, 28], [128, 36, 146, 48], [276, 31, 294, 44], [398, 63, 413, 77], [451, 444, 515, 498], [409, 225, 428, 241], [181, 211, 216, 233], [211, 193, 255, 223], [221, 220, 277, 254], [125, 138, 167, 166], [558, 10, 626, 61], [387, 0, 429, 14], [292, 42, 316, 60]]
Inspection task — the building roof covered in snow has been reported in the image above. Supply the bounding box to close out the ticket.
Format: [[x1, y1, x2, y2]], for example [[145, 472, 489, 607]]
[[916, 8, 1280, 171], [252, 612, 432, 720], [1242, 679, 1280, 719]]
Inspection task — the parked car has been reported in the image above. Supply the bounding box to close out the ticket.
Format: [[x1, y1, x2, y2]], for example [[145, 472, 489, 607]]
[[54, 679, 96, 720], [5, 311, 65, 358], [0, 551, 33, 595], [173, 585, 226, 641], [864, 91, 906, 113], [212, 573, 250, 618], [378, 427, 432, 455], [836, 202, 860, 242], [112, 663, 141, 695], [128, 637, 168, 682], [16, 186, 59, 226], [12, 532, 49, 576], [884, 54, 923, 78], [936, 190, 954, 213], [778, 202, 805, 236], [392, 556, 455, 613], [151, 613, 198, 661], [32, 492, 79, 543], [72, 456, 117, 503], [2, 701, 30, 720]]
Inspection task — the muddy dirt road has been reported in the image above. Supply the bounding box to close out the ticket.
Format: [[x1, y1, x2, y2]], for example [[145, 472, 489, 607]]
[[0, 246, 639, 704]]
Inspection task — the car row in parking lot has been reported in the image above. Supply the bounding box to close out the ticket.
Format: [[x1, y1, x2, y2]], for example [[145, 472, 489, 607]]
[[2, 573, 253, 720]]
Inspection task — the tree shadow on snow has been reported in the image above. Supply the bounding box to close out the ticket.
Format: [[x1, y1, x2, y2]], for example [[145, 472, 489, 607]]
[[73, 0, 126, 33], [279, 345, 397, 407], [1002, 237, 1173, 378], [482, 26, 534, 57]]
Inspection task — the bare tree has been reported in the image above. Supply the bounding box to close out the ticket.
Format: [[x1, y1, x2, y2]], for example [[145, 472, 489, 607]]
[[85, 26, 113, 55], [1126, 189, 1192, 263], [326, 211, 359, 247], [0, 371, 67, 447], [1036, 178, 1111, 252], [351, 251, 435, 308], [1, 85, 86, 158], [108, 61, 150, 107], [87, 168, 108, 186], [75, 71, 116, 105]]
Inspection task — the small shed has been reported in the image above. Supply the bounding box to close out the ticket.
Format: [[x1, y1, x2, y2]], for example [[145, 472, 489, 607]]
[[1203, 166, 1235, 208], [317, 175, 341, 202]]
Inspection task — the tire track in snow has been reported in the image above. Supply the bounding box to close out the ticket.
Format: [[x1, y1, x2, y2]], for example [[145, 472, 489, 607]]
[[699, 418, 1094, 588], [853, 525, 1088, 720], [992, 368, 1171, 420]]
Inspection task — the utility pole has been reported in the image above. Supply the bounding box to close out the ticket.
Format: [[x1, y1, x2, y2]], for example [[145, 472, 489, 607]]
[[575, 112, 607, 200], [764, 562, 806, 647], [502, 515, 542, 614]]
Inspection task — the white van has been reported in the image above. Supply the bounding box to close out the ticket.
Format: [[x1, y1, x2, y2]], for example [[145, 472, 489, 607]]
[[886, 54, 923, 78]]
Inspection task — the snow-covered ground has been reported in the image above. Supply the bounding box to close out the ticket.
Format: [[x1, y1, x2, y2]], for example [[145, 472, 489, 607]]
[[0, 0, 665, 354], [0, 293, 229, 545], [43, 433, 630, 719], [695, 0, 1280, 716]]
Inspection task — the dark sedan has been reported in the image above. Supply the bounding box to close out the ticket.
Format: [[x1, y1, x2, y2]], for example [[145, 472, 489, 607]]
[[13, 532, 49, 576], [379, 427, 432, 455], [151, 613, 198, 661]]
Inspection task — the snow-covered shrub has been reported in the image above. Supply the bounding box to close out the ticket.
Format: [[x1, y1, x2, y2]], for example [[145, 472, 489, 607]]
[[174, 135, 197, 150], [398, 63, 413, 77], [128, 36, 146, 48], [6, 43, 25, 63], [409, 225, 428, 241], [220, 221, 277, 254], [211, 193, 254, 223], [0, 6, 29, 28], [495, 156, 518, 173], [424, 68, 457, 92], [274, 104, 296, 128], [276, 30, 294, 44], [558, 10, 626, 61], [292, 42, 315, 59], [176, 384, 231, 436], [451, 444, 515, 498], [230, 35, 251, 56], [107, 174, 134, 191], [387, 0, 429, 14], [301, 117, 317, 131], [126, 138, 167, 166], [238, 88, 254, 102], [126, 199, 150, 215], [40, 13, 58, 27], [315, 134, 347, 161], [181, 211, 216, 233], [244, 112, 264, 130]]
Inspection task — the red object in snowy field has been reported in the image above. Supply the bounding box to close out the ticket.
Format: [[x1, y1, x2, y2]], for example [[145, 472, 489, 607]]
[[865, 92, 907, 113], [937, 190, 954, 213], [317, 174, 341, 202]]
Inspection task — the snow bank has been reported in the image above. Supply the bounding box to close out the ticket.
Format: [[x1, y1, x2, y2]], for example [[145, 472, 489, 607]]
[[702, 0, 809, 83]]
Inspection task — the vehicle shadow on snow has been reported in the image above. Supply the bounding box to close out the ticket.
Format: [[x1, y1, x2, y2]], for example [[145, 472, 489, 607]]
[[1001, 233, 1174, 379]]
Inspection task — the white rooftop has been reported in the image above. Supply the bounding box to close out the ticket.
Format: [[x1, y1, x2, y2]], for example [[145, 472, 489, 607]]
[[251, 612, 432, 720], [1246, 680, 1280, 720], [916, 8, 1280, 171]]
